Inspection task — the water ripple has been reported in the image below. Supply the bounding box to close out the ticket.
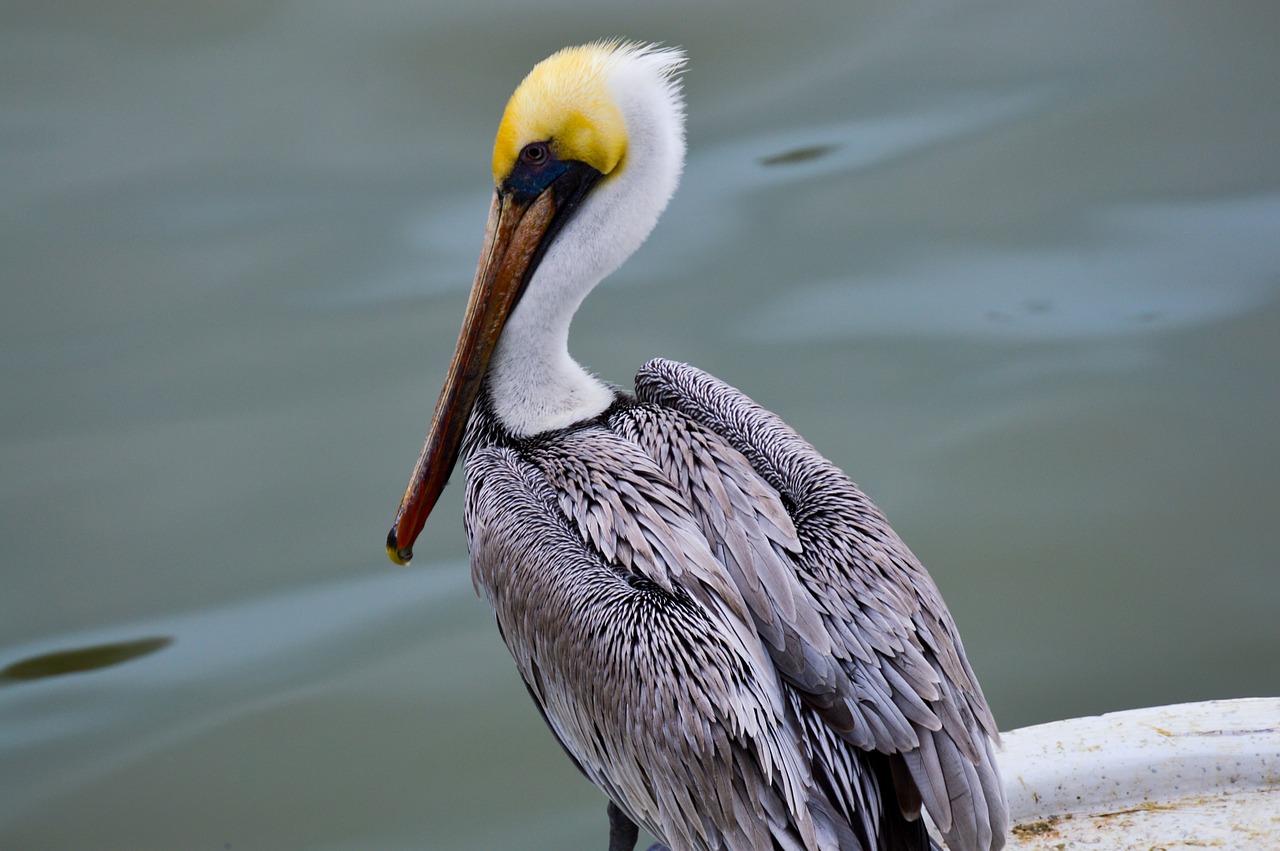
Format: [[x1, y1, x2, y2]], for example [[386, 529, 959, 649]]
[[744, 193, 1280, 343], [0, 565, 472, 822]]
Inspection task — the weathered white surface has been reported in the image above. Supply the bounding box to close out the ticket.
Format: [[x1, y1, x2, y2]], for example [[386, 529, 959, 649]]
[[996, 697, 1279, 849]]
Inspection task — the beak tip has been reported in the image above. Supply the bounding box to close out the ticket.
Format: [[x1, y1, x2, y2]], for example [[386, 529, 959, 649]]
[[385, 527, 413, 566]]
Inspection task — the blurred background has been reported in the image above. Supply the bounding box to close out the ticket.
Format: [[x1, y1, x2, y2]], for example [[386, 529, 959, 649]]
[[2, 1, 1277, 848]]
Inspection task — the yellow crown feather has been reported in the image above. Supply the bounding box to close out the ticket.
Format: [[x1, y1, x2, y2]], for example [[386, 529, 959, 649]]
[[491, 41, 641, 184]]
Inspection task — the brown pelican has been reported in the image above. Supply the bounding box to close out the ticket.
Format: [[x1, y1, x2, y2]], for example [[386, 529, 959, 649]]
[[388, 41, 1007, 851]]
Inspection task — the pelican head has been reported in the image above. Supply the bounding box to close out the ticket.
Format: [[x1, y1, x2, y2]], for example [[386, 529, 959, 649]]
[[389, 41, 686, 564]]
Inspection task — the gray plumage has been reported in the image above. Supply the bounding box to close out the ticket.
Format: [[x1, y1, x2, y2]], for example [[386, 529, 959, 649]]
[[462, 357, 1008, 851]]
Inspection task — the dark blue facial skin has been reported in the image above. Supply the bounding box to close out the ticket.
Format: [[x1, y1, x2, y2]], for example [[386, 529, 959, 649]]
[[499, 142, 605, 310], [503, 141, 571, 201]]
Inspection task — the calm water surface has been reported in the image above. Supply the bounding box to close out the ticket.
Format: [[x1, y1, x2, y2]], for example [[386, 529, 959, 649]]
[[2, 2, 1278, 848]]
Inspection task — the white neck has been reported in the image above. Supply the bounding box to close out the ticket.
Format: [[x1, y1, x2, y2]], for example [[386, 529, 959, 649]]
[[486, 288, 614, 437], [487, 53, 686, 438]]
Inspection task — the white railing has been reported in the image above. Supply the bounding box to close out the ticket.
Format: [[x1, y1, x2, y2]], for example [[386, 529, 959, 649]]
[[995, 697, 1279, 848]]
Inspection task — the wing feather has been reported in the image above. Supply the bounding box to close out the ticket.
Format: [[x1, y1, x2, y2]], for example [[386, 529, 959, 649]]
[[465, 431, 845, 850], [635, 358, 1008, 851]]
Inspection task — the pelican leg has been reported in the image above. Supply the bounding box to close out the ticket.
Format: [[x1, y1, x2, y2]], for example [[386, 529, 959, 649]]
[[607, 801, 639, 851], [607, 801, 670, 851]]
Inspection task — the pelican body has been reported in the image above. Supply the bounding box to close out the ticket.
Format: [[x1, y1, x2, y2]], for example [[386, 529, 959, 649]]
[[389, 42, 1007, 851]]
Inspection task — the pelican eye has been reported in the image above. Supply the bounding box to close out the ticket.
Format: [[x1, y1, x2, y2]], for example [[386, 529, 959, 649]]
[[505, 141, 570, 198], [520, 142, 550, 166]]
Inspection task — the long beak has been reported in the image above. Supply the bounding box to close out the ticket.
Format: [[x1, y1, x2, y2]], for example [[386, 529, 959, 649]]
[[386, 188, 555, 565]]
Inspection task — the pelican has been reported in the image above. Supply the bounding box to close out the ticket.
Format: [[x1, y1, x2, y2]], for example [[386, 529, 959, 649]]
[[388, 41, 1008, 851]]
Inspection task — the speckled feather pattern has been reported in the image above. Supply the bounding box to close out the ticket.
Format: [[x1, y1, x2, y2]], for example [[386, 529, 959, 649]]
[[463, 359, 1007, 851]]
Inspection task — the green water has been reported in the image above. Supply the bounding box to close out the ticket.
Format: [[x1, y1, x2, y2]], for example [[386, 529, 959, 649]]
[[2, 2, 1278, 848]]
